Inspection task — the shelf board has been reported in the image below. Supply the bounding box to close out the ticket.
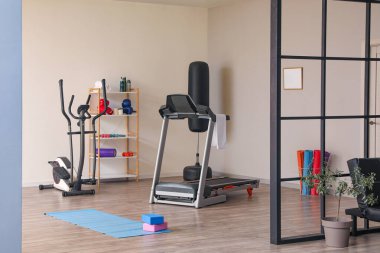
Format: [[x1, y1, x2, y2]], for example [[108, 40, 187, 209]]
[[98, 174, 138, 180], [104, 114, 137, 117], [90, 155, 137, 159], [89, 113, 137, 117], [91, 136, 137, 140], [90, 89, 138, 95]]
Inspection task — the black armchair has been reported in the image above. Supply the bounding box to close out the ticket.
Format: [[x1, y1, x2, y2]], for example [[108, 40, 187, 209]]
[[345, 158, 380, 235]]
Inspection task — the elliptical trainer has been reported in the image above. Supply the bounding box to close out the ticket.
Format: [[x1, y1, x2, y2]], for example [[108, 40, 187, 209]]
[[39, 79, 108, 197]]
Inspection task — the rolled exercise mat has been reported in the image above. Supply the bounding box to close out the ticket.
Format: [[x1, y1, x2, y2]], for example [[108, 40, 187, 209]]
[[297, 150, 304, 194], [325, 151, 331, 165], [311, 150, 321, 196], [95, 148, 117, 157], [302, 150, 313, 195]]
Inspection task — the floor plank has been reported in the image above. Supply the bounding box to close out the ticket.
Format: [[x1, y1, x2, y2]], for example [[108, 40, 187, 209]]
[[22, 179, 380, 252]]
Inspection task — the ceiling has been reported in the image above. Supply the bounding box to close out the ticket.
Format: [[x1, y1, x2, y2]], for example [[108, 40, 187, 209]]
[[115, 0, 238, 8]]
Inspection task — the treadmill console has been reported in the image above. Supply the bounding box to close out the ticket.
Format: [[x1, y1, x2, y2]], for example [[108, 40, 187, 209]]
[[159, 94, 216, 121]]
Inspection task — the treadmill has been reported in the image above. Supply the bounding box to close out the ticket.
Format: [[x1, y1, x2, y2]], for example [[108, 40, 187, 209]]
[[149, 94, 259, 208]]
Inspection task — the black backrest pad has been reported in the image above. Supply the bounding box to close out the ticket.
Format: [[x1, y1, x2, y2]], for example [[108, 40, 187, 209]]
[[188, 61, 209, 133], [347, 158, 380, 209]]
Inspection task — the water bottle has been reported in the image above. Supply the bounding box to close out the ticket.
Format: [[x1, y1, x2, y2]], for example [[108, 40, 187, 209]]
[[120, 77, 124, 92], [120, 77, 127, 92]]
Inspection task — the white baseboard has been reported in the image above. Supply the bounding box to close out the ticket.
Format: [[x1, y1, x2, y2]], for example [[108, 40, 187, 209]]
[[212, 171, 300, 189], [23, 180, 51, 188], [23, 171, 301, 189], [22, 172, 182, 188]]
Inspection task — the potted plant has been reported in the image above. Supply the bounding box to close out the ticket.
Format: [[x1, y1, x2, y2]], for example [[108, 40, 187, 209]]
[[303, 167, 378, 248]]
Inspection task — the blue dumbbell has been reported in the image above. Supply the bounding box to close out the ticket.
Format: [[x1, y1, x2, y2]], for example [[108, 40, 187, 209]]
[[122, 99, 131, 108], [123, 107, 133, 115]]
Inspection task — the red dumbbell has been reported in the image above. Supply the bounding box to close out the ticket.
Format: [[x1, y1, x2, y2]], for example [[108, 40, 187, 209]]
[[106, 107, 114, 115], [122, 152, 134, 157], [100, 99, 109, 105]]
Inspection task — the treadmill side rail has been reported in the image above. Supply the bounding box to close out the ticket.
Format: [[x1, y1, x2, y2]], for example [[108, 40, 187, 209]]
[[149, 117, 169, 204], [195, 119, 214, 205]]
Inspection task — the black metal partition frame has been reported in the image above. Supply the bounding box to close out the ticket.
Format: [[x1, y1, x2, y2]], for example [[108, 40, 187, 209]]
[[270, 0, 380, 245]]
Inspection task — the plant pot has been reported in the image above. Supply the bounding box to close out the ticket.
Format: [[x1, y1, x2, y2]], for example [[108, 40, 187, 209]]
[[322, 217, 352, 248]]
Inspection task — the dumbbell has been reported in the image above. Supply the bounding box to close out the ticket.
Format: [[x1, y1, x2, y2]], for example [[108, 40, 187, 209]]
[[122, 99, 133, 115], [122, 99, 131, 108], [106, 107, 114, 115], [122, 152, 134, 157], [100, 99, 113, 115], [123, 107, 133, 115], [100, 99, 110, 106]]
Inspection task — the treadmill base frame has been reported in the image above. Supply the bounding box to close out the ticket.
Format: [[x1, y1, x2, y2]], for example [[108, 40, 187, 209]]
[[152, 194, 227, 208]]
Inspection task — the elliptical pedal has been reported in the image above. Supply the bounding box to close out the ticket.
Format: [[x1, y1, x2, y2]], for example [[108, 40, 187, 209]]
[[53, 167, 71, 180]]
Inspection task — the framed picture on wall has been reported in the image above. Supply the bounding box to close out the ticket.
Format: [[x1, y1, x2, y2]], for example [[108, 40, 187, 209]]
[[283, 67, 303, 90]]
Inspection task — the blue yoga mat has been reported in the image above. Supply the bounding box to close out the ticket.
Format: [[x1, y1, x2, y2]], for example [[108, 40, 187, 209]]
[[45, 209, 171, 238], [302, 150, 313, 196]]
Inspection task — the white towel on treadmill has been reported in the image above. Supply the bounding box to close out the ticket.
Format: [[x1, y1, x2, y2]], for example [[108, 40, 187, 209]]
[[212, 114, 227, 150]]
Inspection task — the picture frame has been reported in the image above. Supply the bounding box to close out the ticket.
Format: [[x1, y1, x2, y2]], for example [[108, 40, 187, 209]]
[[283, 67, 303, 90]]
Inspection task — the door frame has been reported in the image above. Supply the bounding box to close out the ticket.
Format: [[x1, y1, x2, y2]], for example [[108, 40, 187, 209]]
[[369, 43, 380, 157], [360, 40, 380, 158]]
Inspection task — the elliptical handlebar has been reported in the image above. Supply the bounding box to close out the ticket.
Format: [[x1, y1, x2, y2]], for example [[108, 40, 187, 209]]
[[60, 79, 108, 122], [92, 79, 108, 123], [59, 79, 73, 125], [86, 94, 91, 105], [68, 95, 80, 119], [59, 79, 75, 184]]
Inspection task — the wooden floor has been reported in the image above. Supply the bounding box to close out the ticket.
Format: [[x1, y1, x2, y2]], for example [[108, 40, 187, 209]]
[[23, 179, 380, 253]]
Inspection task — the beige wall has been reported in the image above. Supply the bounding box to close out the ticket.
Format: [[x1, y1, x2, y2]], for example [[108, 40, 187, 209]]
[[208, 0, 270, 178], [22, 0, 209, 185], [208, 0, 380, 180], [23, 0, 379, 185]]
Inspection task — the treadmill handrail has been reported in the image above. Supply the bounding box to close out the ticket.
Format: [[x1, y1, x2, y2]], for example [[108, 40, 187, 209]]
[[159, 94, 216, 122]]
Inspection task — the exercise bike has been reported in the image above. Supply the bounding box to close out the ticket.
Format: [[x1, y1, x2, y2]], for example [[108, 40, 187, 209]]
[[39, 79, 108, 197]]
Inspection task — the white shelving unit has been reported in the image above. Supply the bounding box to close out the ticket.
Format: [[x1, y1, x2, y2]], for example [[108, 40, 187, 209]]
[[88, 88, 140, 187]]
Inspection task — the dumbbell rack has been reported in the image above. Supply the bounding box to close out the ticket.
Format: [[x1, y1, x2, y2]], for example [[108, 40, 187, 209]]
[[88, 87, 140, 188]]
